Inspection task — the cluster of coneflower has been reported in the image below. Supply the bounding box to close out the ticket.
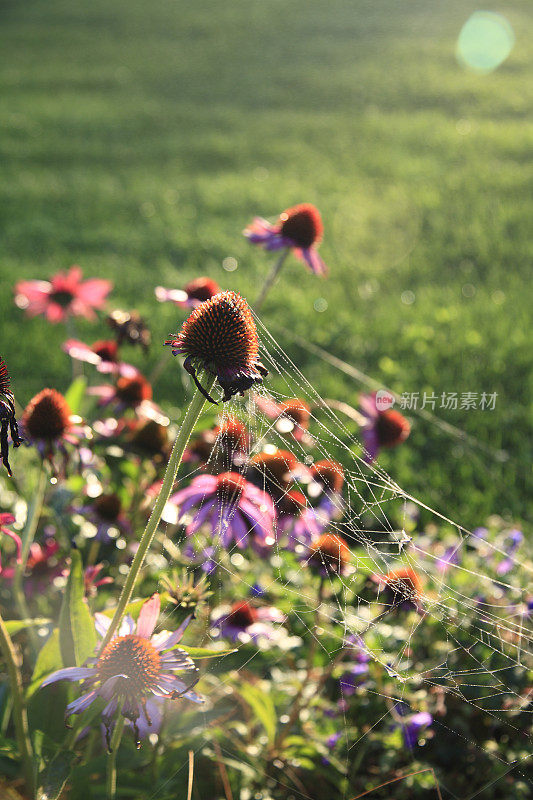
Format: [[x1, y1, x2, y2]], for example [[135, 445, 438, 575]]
[[0, 203, 425, 799]]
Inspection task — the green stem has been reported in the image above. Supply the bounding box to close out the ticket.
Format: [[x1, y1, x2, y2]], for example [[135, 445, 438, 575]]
[[106, 712, 125, 800], [99, 377, 215, 652], [0, 610, 35, 797], [254, 249, 289, 311], [13, 463, 47, 653]]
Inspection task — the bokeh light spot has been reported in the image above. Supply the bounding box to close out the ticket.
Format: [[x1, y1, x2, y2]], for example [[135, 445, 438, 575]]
[[313, 297, 328, 312], [456, 12, 514, 73]]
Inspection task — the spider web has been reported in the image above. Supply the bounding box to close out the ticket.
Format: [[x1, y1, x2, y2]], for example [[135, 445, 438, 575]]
[[154, 319, 532, 799]]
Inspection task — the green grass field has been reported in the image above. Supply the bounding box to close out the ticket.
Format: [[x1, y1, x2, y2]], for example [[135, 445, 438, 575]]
[[1, 0, 532, 527]]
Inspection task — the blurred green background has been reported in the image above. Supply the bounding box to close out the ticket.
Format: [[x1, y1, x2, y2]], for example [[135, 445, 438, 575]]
[[1, 0, 532, 527]]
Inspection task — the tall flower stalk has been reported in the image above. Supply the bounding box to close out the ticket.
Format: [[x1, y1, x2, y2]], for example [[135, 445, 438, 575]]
[[12, 463, 47, 652], [0, 612, 35, 796], [99, 377, 215, 651], [254, 249, 289, 311], [102, 289, 267, 649]]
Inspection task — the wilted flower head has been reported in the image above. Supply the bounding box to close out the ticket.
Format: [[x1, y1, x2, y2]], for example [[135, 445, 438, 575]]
[[107, 309, 151, 352], [160, 569, 212, 610], [21, 388, 86, 469], [306, 533, 352, 577], [170, 471, 275, 553], [0, 513, 21, 573], [41, 594, 202, 748], [165, 291, 268, 404], [244, 203, 328, 276], [359, 393, 411, 461], [0, 358, 23, 477], [156, 276, 221, 308], [15, 265, 112, 323]]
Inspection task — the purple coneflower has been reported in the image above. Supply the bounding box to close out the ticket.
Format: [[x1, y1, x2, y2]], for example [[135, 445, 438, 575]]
[[496, 528, 523, 576], [0, 513, 22, 573], [156, 276, 221, 308], [211, 600, 285, 643], [248, 448, 300, 501], [394, 704, 433, 749], [170, 471, 275, 552], [40, 594, 202, 748], [275, 490, 325, 548], [309, 459, 345, 518], [165, 291, 268, 404], [244, 203, 328, 276], [0, 358, 23, 477], [305, 533, 352, 577], [79, 492, 132, 543], [15, 265, 112, 323], [253, 395, 312, 443], [377, 567, 423, 612], [21, 388, 86, 471], [89, 372, 154, 413], [359, 393, 411, 462]]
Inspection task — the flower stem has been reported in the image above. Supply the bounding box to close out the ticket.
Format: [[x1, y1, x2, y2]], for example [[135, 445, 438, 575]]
[[0, 610, 35, 797], [106, 713, 125, 800], [99, 376, 216, 652], [254, 249, 289, 311], [12, 462, 47, 654]]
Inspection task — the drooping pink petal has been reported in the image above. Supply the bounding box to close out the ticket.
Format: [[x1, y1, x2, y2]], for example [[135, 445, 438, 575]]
[[136, 594, 161, 639]]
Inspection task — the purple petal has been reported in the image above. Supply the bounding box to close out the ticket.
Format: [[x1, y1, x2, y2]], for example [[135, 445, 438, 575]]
[[65, 690, 97, 716], [152, 615, 192, 651], [41, 666, 94, 688]]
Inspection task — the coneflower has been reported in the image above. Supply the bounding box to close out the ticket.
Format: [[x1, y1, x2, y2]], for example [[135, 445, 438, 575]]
[[14, 266, 112, 323], [40, 594, 203, 748], [248, 448, 299, 500], [379, 567, 423, 612], [244, 203, 328, 277], [359, 393, 411, 462], [21, 388, 85, 469], [165, 291, 268, 404], [156, 276, 221, 308], [306, 533, 352, 577], [0, 358, 23, 477]]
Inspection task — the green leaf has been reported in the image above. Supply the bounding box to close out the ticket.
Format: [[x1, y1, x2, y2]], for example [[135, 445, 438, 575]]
[[58, 550, 96, 667], [28, 630, 62, 697], [5, 619, 51, 636], [177, 644, 237, 659], [238, 683, 277, 743], [64, 376, 87, 416], [37, 749, 76, 800]]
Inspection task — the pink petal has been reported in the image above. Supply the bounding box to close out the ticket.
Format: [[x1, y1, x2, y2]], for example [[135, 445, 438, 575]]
[[77, 278, 113, 307], [46, 303, 67, 323], [136, 593, 161, 639], [63, 339, 101, 365]]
